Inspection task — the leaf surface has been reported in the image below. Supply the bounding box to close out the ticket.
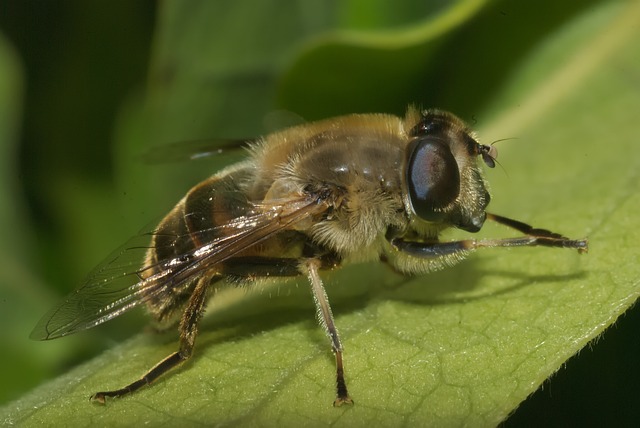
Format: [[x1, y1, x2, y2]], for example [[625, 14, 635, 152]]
[[4, 0, 639, 426]]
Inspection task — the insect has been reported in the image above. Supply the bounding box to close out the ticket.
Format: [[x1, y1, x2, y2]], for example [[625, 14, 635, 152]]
[[31, 107, 588, 406]]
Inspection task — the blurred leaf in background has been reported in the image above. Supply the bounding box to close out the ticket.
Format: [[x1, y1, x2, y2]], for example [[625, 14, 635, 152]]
[[1, 0, 639, 426], [0, 0, 156, 404]]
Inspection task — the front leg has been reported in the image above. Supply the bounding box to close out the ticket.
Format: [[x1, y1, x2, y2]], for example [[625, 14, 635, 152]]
[[391, 213, 588, 258], [485, 213, 588, 253]]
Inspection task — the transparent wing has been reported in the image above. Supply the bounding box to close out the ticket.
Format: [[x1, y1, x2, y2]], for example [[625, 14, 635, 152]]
[[139, 138, 255, 164], [30, 193, 328, 340], [30, 229, 162, 340], [138, 110, 305, 164]]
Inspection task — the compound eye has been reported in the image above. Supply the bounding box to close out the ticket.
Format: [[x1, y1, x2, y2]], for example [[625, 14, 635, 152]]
[[406, 138, 460, 221]]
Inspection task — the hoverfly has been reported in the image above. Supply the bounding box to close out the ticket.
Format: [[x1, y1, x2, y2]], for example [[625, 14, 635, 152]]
[[31, 107, 588, 406]]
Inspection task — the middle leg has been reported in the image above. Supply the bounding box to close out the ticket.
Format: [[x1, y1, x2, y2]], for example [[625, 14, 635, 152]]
[[304, 258, 353, 406]]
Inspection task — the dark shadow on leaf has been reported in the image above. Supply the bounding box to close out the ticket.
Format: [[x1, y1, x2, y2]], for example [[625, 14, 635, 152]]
[[381, 265, 589, 306], [113, 256, 587, 395]]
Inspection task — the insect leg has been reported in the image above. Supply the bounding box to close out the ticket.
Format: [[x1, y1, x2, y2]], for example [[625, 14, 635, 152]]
[[391, 217, 587, 258], [486, 212, 588, 252], [304, 259, 353, 406], [91, 274, 213, 404]]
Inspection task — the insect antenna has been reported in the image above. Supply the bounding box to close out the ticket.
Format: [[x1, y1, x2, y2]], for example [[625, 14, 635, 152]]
[[479, 137, 518, 175]]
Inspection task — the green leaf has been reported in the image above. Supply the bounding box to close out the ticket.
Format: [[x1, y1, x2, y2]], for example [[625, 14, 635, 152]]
[[0, 28, 76, 405], [5, 0, 639, 425], [276, 0, 488, 118]]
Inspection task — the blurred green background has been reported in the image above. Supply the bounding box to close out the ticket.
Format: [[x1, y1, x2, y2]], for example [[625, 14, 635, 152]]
[[0, 0, 638, 425]]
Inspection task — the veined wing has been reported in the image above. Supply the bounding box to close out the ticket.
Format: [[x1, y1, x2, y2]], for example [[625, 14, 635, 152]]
[[139, 138, 255, 164], [30, 193, 328, 340], [138, 110, 304, 164]]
